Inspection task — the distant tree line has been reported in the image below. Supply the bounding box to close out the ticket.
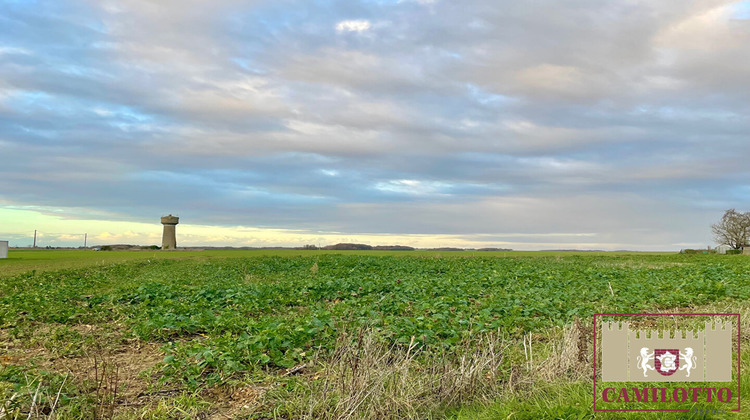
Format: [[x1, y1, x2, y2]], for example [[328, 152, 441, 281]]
[[302, 243, 513, 251], [319, 243, 416, 251]]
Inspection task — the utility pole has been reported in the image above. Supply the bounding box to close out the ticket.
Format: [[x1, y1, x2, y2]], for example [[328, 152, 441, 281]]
[[33, 230, 37, 248], [84, 233, 87, 248]]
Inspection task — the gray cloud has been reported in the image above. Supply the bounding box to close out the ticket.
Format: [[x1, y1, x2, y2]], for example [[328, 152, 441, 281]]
[[1, 0, 749, 249]]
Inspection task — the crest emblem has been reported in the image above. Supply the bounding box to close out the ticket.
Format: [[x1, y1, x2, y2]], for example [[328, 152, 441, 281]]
[[600, 318, 733, 383], [654, 349, 679, 376], [636, 347, 697, 378]]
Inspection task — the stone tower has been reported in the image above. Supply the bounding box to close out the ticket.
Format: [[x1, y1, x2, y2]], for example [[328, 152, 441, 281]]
[[161, 215, 179, 249]]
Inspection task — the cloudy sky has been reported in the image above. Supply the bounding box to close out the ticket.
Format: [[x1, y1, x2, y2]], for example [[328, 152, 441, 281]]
[[1, 0, 749, 250]]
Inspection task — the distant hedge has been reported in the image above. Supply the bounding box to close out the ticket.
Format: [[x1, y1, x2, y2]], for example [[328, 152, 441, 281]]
[[680, 249, 712, 254]]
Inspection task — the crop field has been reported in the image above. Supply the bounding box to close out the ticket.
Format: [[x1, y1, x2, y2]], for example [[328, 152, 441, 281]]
[[1, 250, 749, 419]]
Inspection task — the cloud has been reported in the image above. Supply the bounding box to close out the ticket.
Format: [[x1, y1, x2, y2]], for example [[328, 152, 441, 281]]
[[374, 179, 453, 196], [1, 0, 749, 250], [336, 19, 372, 33]]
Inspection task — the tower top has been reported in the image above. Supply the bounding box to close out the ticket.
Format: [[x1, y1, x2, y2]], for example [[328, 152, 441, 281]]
[[161, 214, 179, 225]]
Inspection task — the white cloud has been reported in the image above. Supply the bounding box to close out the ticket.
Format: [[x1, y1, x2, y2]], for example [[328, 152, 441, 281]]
[[320, 169, 340, 177], [374, 179, 452, 196], [400, 0, 437, 4], [0, 46, 32, 55], [335, 19, 372, 33]]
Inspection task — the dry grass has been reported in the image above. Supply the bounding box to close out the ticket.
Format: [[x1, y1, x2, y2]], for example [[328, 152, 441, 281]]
[[0, 323, 166, 419], [2, 318, 599, 419], [22, 309, 746, 418], [299, 330, 507, 419], [237, 321, 595, 420], [0, 373, 68, 420], [538, 319, 592, 383]]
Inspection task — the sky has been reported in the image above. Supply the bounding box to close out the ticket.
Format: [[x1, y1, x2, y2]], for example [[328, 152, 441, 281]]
[[1, 0, 749, 250]]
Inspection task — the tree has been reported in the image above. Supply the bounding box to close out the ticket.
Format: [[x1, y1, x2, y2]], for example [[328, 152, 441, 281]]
[[712, 209, 750, 250]]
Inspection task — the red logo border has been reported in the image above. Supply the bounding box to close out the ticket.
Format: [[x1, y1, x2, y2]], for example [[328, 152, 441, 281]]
[[593, 313, 741, 412]]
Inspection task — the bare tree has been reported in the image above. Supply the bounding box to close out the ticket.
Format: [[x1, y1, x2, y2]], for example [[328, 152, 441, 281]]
[[712, 209, 750, 250]]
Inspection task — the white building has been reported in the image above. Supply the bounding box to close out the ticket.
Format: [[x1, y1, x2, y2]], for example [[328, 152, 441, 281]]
[[716, 244, 732, 254]]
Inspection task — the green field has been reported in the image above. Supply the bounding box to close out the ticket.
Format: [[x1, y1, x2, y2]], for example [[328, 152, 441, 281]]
[[0, 249, 670, 278], [1, 250, 748, 419]]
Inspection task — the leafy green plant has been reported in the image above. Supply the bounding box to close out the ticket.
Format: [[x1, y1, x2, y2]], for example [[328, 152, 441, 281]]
[[3, 252, 750, 414]]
